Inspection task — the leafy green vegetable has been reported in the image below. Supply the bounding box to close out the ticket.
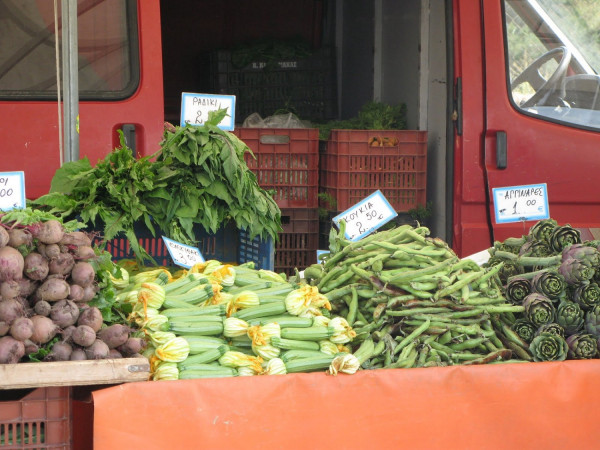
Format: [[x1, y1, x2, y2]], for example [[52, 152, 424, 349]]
[[32, 111, 282, 264], [0, 207, 84, 231]]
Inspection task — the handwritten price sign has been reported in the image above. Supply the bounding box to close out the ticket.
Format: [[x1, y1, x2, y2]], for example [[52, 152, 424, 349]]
[[0, 172, 26, 211], [162, 236, 205, 269], [333, 190, 398, 241], [180, 92, 235, 130], [492, 183, 549, 224]]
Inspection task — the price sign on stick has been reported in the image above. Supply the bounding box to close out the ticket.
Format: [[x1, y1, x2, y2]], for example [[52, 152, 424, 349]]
[[162, 237, 205, 269], [333, 190, 398, 241], [180, 92, 235, 130], [0, 172, 26, 211], [492, 183, 549, 224]]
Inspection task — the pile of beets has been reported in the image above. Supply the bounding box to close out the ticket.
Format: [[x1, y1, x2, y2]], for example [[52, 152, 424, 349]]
[[0, 219, 144, 363]]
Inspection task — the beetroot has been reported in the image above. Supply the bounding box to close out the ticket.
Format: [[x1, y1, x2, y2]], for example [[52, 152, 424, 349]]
[[9, 317, 34, 341], [30, 315, 59, 344], [97, 324, 130, 349], [17, 278, 38, 297], [23, 339, 39, 355], [117, 337, 147, 356], [71, 325, 97, 347], [7, 228, 32, 248], [31, 220, 65, 245], [0, 280, 20, 299], [50, 300, 79, 328], [0, 321, 9, 337], [44, 244, 61, 260], [60, 231, 92, 247], [73, 246, 97, 261], [0, 246, 24, 281], [0, 298, 25, 324], [108, 349, 123, 359], [70, 261, 96, 288], [61, 325, 77, 343], [0, 227, 9, 248], [85, 339, 110, 359], [33, 300, 52, 317], [68, 284, 85, 302], [77, 306, 103, 332], [36, 278, 70, 302], [48, 252, 75, 276], [0, 336, 25, 363], [70, 348, 87, 361], [23, 252, 49, 281], [45, 341, 73, 361], [81, 285, 98, 303]]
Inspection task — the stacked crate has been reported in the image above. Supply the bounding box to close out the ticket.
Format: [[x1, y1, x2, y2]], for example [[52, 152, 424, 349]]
[[234, 128, 320, 276]]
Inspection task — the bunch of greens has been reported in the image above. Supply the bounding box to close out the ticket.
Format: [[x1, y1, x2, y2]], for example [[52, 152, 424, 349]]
[[316, 101, 407, 140], [485, 219, 600, 361], [33, 109, 281, 264]]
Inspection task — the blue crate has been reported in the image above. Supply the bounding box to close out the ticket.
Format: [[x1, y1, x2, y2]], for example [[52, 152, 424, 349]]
[[95, 222, 274, 270]]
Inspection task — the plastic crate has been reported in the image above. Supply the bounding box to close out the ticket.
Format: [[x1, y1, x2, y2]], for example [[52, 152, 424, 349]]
[[206, 47, 337, 123], [319, 130, 427, 212], [275, 208, 319, 275], [234, 128, 319, 208], [0, 387, 71, 449], [96, 222, 274, 270]]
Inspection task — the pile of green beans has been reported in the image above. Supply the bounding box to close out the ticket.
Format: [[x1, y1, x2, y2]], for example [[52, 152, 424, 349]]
[[304, 222, 532, 369]]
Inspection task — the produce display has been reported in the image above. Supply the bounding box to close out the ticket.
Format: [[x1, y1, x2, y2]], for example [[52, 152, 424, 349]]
[[0, 209, 142, 363], [487, 219, 600, 361], [32, 109, 281, 264], [111, 261, 359, 379]]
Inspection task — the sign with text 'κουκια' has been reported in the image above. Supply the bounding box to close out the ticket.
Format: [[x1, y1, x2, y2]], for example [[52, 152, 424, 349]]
[[162, 236, 205, 269], [0, 171, 26, 211], [180, 93, 235, 130], [333, 190, 398, 241], [492, 183, 549, 224]]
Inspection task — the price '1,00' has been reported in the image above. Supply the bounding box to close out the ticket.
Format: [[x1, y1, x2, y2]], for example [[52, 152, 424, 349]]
[[0, 188, 14, 198]]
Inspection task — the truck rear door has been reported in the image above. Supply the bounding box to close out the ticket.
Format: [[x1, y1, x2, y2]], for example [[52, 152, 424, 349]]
[[482, 0, 600, 244], [0, 0, 164, 199]]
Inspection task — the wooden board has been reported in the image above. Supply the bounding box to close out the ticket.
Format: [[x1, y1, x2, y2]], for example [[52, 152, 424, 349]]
[[0, 357, 150, 390]]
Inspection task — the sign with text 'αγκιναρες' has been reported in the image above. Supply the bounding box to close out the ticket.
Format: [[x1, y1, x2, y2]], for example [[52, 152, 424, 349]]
[[162, 236, 205, 269], [333, 190, 398, 241], [180, 93, 235, 130], [492, 183, 549, 224], [0, 171, 25, 211]]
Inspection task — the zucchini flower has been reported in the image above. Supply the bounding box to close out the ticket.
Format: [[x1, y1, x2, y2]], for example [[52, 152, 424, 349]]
[[123, 290, 140, 307], [155, 336, 190, 363], [149, 331, 177, 348], [223, 317, 250, 338], [191, 259, 221, 275], [109, 267, 130, 290], [336, 344, 352, 354], [142, 344, 156, 360], [138, 282, 166, 311], [263, 357, 287, 375], [219, 351, 264, 374], [327, 353, 360, 375], [319, 340, 339, 355], [226, 290, 260, 316], [131, 268, 171, 287], [285, 285, 331, 317], [312, 316, 331, 327], [209, 264, 236, 287], [237, 366, 258, 376], [328, 317, 357, 344], [142, 312, 170, 333], [152, 361, 179, 381], [258, 269, 287, 283], [248, 323, 281, 360]]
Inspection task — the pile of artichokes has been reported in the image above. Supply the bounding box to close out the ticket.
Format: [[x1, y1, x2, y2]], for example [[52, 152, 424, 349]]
[[486, 219, 600, 362]]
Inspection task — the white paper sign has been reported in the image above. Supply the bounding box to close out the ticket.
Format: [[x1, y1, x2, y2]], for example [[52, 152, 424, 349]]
[[180, 92, 235, 130], [492, 183, 549, 224], [0, 171, 26, 211], [162, 236, 205, 268], [333, 190, 398, 241]]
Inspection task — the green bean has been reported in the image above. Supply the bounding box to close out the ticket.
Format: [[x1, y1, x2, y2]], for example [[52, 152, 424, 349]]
[[393, 319, 431, 355], [434, 270, 484, 300], [448, 337, 488, 351], [345, 287, 358, 326], [380, 257, 458, 284], [386, 307, 452, 317]]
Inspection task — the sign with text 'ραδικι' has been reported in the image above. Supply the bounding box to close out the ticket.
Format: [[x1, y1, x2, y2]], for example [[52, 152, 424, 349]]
[[333, 190, 398, 241], [180, 93, 235, 130]]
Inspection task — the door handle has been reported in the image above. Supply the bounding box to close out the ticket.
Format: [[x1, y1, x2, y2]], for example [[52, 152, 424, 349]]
[[496, 131, 507, 169], [121, 124, 136, 155]]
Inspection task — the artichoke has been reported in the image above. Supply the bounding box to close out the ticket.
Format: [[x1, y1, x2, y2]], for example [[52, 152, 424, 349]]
[[584, 304, 600, 338], [505, 276, 531, 305], [529, 332, 568, 362], [555, 300, 585, 335], [511, 318, 537, 344], [562, 243, 600, 267], [536, 322, 565, 338], [558, 258, 595, 285], [573, 282, 600, 311], [566, 332, 598, 359], [518, 239, 552, 258], [550, 224, 582, 253], [523, 293, 556, 327], [531, 270, 566, 302], [497, 260, 525, 285], [528, 219, 558, 244]]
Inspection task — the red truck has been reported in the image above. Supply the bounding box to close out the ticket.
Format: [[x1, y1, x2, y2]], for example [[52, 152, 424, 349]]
[[1, 0, 599, 257]]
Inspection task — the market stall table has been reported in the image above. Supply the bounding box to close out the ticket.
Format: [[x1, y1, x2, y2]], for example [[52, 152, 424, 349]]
[[90, 359, 600, 449]]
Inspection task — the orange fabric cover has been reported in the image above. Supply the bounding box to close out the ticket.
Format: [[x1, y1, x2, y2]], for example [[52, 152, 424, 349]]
[[93, 360, 600, 449]]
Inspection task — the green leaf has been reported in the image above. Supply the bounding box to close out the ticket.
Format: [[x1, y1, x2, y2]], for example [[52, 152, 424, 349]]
[[49, 158, 93, 194]]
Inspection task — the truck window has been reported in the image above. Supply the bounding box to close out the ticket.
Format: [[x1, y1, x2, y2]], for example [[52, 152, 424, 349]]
[[0, 0, 139, 100], [504, 0, 600, 129]]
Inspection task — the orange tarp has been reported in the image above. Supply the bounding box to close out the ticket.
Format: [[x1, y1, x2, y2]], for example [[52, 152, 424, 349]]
[[92, 360, 600, 449]]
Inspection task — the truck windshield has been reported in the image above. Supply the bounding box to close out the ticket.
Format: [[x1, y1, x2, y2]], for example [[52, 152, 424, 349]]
[[0, 0, 139, 100], [505, 0, 600, 129]]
